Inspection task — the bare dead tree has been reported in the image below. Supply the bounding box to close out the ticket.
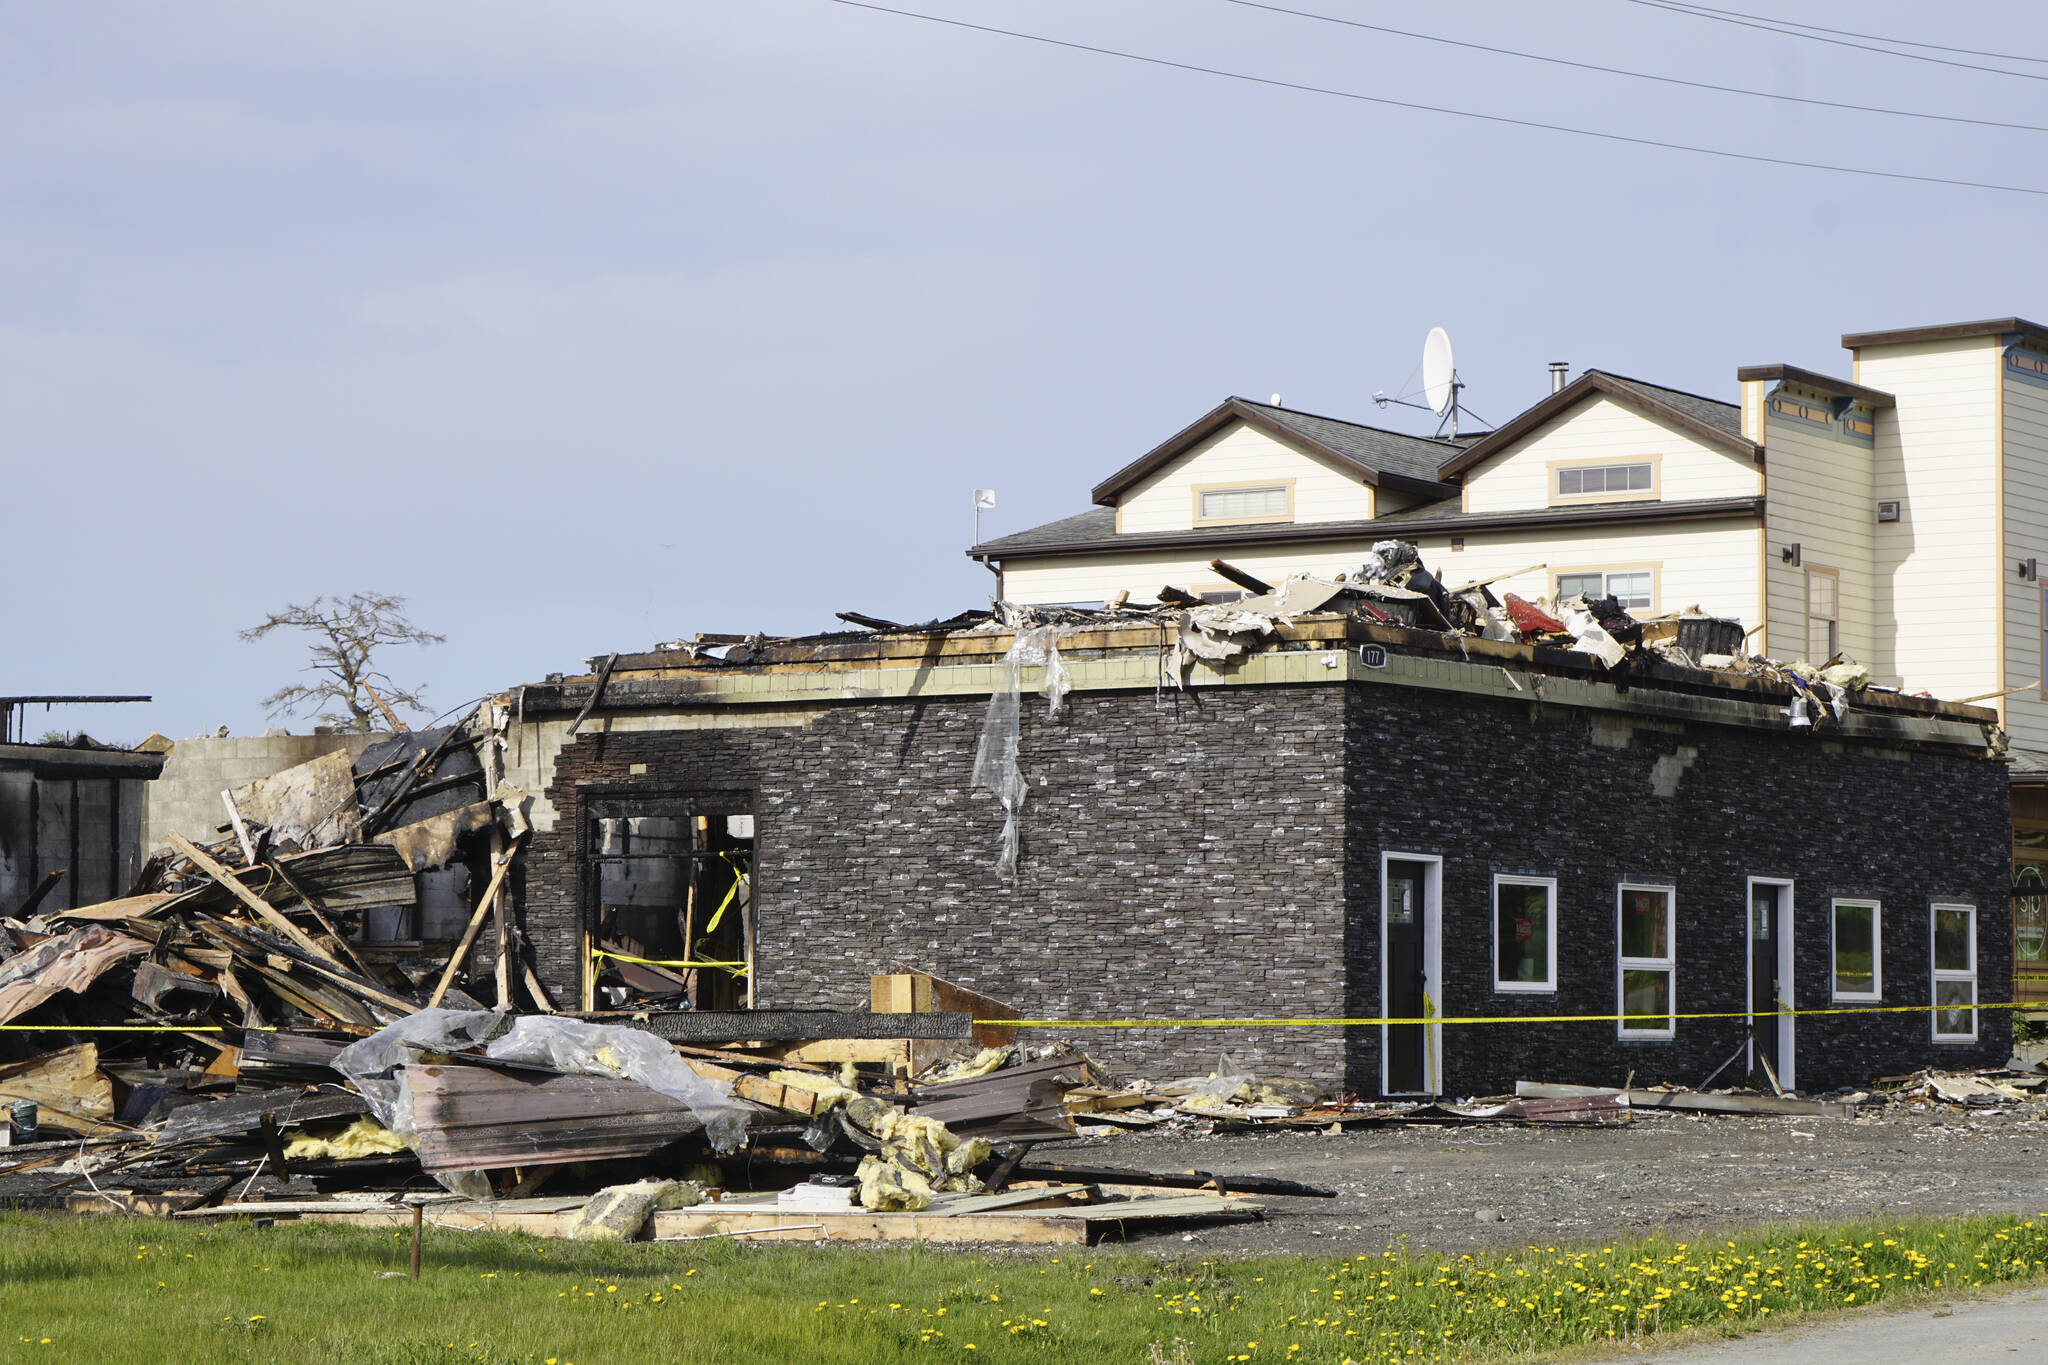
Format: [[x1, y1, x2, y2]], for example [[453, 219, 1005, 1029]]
[[240, 593, 446, 732]]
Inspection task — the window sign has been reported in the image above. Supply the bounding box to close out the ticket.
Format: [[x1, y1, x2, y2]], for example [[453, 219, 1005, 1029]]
[[2015, 866, 2047, 965]]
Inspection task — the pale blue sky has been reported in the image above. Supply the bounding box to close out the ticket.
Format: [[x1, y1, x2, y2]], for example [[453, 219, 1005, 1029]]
[[5, 1, 2041, 741]]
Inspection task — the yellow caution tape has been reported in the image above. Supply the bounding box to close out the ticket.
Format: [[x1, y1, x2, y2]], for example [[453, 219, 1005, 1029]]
[[700, 854, 745, 937], [590, 947, 749, 976], [977, 999, 2029, 1028]]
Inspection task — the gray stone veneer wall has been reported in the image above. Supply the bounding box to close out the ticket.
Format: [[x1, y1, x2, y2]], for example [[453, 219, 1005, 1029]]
[[518, 680, 2008, 1094]]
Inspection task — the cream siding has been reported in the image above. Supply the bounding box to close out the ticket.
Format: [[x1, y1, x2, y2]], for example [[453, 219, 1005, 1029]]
[[1461, 395, 1756, 514], [1002, 518, 1762, 624], [2002, 360, 2048, 754], [1116, 421, 1375, 533], [1761, 408, 1877, 669], [1856, 338, 2002, 706]]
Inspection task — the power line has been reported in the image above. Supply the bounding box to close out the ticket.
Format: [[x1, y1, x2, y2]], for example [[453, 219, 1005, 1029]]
[[1222, 0, 2048, 135], [1656, 0, 2048, 66], [1622, 0, 2048, 83], [817, 0, 2048, 198]]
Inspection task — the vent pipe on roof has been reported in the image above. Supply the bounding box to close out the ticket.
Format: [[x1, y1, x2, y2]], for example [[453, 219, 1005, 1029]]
[[1548, 362, 1568, 394]]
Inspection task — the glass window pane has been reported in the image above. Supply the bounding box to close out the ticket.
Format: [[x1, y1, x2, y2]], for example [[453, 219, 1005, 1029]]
[[1627, 463, 1652, 490], [1621, 889, 1669, 959], [1496, 882, 1551, 985], [1934, 978, 1975, 1036], [1607, 573, 1652, 609], [1833, 903, 1875, 995], [2016, 871, 2048, 963], [1934, 907, 1973, 972], [1559, 469, 1583, 496], [1621, 969, 1671, 1026], [1751, 887, 1774, 940], [1201, 486, 1287, 520], [1558, 573, 1602, 600]]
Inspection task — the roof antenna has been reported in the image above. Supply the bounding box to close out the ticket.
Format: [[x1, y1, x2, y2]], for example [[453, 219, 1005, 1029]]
[[1375, 327, 1487, 437]]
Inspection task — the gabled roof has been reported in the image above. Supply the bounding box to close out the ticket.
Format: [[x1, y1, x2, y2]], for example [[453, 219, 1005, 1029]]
[[1089, 396, 1464, 507], [1435, 369, 1756, 480], [1842, 317, 2048, 350], [1735, 365, 1894, 408]]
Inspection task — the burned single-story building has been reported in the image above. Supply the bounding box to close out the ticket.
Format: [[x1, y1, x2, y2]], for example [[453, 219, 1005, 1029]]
[[490, 610, 2010, 1098], [0, 738, 166, 917]]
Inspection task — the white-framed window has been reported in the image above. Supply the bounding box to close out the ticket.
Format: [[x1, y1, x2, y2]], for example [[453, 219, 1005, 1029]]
[[1193, 482, 1291, 525], [1931, 902, 1978, 1041], [1806, 567, 1839, 662], [1492, 875, 1557, 993], [1553, 460, 1655, 502], [1555, 568, 1655, 612], [1830, 898, 1881, 1001], [1616, 883, 1676, 1038]]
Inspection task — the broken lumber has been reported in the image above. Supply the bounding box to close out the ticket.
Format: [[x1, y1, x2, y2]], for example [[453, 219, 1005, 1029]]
[[425, 834, 525, 1009], [1513, 1081, 1856, 1119], [166, 833, 349, 976]]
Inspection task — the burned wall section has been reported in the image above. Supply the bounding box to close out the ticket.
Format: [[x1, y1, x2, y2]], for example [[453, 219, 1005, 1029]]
[[1341, 682, 2010, 1097], [525, 685, 1351, 1080]]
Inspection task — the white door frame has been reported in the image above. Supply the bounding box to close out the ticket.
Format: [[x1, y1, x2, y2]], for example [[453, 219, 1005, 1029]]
[[1380, 852, 1444, 1097], [1746, 877, 1796, 1093]]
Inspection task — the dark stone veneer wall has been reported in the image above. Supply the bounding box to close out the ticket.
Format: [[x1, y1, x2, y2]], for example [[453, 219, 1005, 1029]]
[[517, 681, 2009, 1096]]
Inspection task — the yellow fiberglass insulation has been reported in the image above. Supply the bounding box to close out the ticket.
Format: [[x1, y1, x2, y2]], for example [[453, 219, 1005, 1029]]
[[766, 1070, 861, 1110], [282, 1116, 406, 1161], [856, 1155, 934, 1212]]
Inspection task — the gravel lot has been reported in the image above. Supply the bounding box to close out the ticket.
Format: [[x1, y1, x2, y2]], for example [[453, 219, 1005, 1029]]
[[1068, 1100, 2048, 1255]]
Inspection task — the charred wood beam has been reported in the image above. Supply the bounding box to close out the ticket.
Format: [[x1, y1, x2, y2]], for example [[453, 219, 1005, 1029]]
[[1208, 559, 1272, 594]]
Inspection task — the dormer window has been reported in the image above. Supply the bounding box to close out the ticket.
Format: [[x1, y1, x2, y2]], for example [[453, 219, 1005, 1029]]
[[1193, 480, 1293, 526], [1550, 458, 1658, 505]]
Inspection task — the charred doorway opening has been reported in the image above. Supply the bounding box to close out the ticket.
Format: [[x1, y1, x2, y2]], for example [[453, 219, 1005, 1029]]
[[583, 794, 754, 1012]]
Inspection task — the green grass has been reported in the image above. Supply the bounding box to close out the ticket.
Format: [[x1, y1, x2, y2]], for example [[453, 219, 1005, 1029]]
[[2, 1210, 2046, 1364]]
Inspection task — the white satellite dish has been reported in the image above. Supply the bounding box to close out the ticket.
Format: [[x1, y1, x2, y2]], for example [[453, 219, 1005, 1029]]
[[1422, 327, 1455, 414]]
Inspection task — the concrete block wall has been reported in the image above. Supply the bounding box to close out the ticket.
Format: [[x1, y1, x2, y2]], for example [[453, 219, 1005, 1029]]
[[139, 732, 379, 853]]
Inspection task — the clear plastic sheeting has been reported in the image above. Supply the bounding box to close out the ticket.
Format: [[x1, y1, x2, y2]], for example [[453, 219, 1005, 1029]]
[[334, 1008, 752, 1190], [332, 1008, 510, 1145], [971, 624, 1070, 880]]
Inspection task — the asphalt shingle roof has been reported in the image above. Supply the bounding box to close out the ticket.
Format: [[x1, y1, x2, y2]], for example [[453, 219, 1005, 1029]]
[[1594, 373, 1743, 441], [1230, 399, 1469, 487]]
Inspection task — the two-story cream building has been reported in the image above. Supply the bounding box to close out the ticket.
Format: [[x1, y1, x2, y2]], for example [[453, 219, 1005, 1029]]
[[971, 316, 2048, 1004]]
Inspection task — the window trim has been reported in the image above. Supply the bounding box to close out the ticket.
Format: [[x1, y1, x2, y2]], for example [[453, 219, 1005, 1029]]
[[1491, 874, 1558, 994], [1615, 882, 1677, 1040], [1829, 897, 1883, 1002], [1552, 564, 1660, 613], [1806, 565, 1841, 662], [1930, 901, 1979, 1042], [1547, 455, 1661, 506], [1191, 478, 1294, 527]]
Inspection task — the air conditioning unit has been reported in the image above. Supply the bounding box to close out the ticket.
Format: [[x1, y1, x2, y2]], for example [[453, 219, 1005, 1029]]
[[1877, 501, 1901, 523]]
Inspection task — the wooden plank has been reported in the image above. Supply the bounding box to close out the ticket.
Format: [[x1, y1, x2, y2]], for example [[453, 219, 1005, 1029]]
[[425, 834, 524, 1009], [731, 1074, 824, 1117], [1512, 1081, 1855, 1118], [167, 833, 348, 974], [651, 1207, 1087, 1245], [775, 1039, 913, 1070]]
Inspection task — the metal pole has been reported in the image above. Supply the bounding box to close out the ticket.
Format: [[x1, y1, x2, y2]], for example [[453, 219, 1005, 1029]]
[[410, 1201, 423, 1279]]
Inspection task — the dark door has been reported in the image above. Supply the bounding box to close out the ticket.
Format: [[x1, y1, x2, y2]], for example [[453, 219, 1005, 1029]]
[[1750, 884, 1780, 1082], [1385, 861, 1430, 1094]]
